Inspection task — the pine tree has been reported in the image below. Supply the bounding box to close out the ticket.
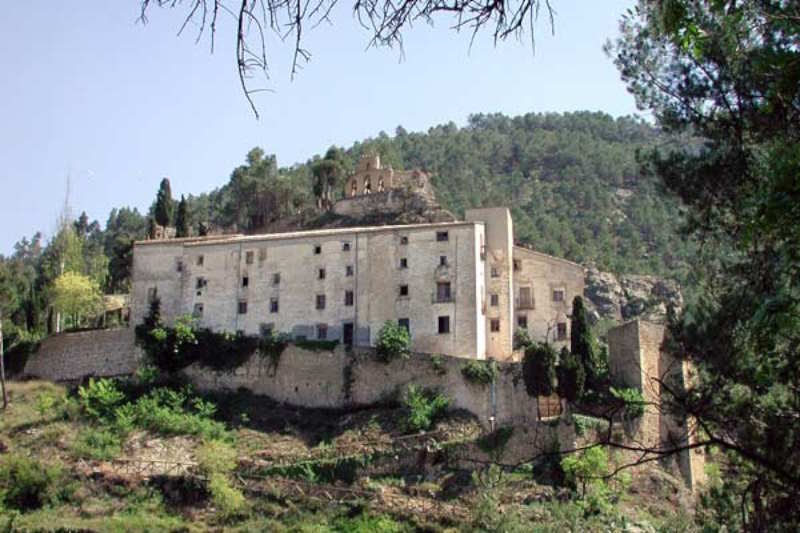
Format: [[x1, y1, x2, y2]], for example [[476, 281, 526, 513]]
[[154, 178, 174, 227], [175, 195, 189, 238], [570, 296, 598, 390]]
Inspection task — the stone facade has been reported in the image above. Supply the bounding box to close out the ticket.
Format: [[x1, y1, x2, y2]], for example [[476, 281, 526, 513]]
[[132, 208, 584, 360], [344, 154, 434, 198], [24, 328, 143, 382], [607, 320, 706, 490]]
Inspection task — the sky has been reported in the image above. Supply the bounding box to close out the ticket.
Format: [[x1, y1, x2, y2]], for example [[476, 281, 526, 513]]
[[0, 0, 639, 255]]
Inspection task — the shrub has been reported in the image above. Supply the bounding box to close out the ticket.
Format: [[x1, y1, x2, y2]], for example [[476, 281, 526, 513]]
[[522, 342, 557, 397], [610, 387, 645, 420], [0, 454, 62, 511], [35, 392, 57, 420], [375, 321, 410, 362], [78, 378, 125, 421], [135, 364, 159, 386], [476, 427, 514, 457], [461, 359, 498, 385], [513, 327, 532, 350], [131, 388, 228, 440], [556, 347, 585, 402], [430, 354, 447, 376], [208, 473, 247, 521], [402, 385, 450, 432], [71, 427, 122, 460], [196, 440, 237, 477], [561, 446, 608, 497]]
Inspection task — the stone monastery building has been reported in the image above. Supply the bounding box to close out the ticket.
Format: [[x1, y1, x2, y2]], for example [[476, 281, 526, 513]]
[[132, 164, 583, 361]]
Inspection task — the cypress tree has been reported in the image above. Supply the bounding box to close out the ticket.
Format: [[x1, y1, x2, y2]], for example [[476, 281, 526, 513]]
[[557, 346, 585, 402], [522, 342, 557, 397], [570, 296, 598, 390], [175, 195, 189, 238], [154, 178, 174, 227]]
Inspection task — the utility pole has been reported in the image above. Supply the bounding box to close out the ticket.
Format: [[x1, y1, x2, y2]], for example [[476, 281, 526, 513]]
[[0, 311, 7, 409]]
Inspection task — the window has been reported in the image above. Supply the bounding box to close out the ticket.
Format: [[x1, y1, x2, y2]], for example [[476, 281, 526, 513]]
[[272, 273, 281, 285], [270, 298, 279, 313], [436, 231, 449, 242], [196, 277, 206, 290], [399, 285, 409, 297], [342, 242, 351, 252], [400, 236, 409, 245], [439, 255, 448, 266], [314, 244, 322, 255], [345, 290, 354, 306], [245, 251, 254, 264], [557, 322, 568, 340], [242, 276, 249, 287], [491, 267, 499, 278], [147, 287, 157, 303], [513, 259, 521, 271], [193, 303, 204, 318], [316, 294, 326, 310], [258, 248, 267, 261], [399, 258, 408, 269], [238, 301, 248, 314], [517, 315, 528, 329], [318, 268, 326, 280], [317, 324, 328, 340], [518, 287, 534, 309], [346, 265, 354, 277], [490, 319, 501, 332], [398, 318, 410, 333], [438, 316, 450, 334], [436, 282, 452, 302], [553, 289, 565, 302], [490, 293, 499, 307], [197, 255, 204, 266], [176, 259, 183, 272]]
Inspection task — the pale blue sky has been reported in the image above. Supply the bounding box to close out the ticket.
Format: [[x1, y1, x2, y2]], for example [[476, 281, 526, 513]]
[[0, 1, 638, 254]]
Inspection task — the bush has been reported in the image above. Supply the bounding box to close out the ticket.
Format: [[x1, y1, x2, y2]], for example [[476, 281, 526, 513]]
[[208, 473, 247, 521], [71, 427, 122, 460], [78, 378, 125, 421], [522, 342, 557, 397], [35, 392, 57, 420], [375, 321, 410, 362], [513, 327, 532, 350], [131, 388, 228, 440], [476, 427, 514, 457], [561, 446, 609, 500], [461, 359, 498, 385], [0, 454, 62, 511], [610, 387, 645, 420], [196, 440, 237, 477], [402, 385, 450, 432]]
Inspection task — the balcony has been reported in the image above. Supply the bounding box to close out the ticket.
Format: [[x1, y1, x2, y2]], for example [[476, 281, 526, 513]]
[[515, 297, 535, 310], [431, 292, 455, 304]]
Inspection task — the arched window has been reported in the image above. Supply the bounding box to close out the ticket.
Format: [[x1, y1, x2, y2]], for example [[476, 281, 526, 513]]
[[377, 178, 384, 192], [364, 176, 371, 194], [350, 179, 358, 197]]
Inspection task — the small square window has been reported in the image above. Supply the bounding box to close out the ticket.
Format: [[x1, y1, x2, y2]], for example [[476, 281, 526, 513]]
[[345, 290, 354, 306], [439, 255, 447, 266], [342, 242, 351, 252], [238, 301, 248, 314], [316, 294, 326, 310], [193, 303, 204, 318], [398, 318, 410, 333], [259, 248, 267, 261], [399, 258, 408, 269], [438, 316, 450, 334], [245, 251, 254, 264], [517, 315, 528, 329], [176, 259, 183, 272], [317, 324, 328, 340], [314, 244, 322, 255], [399, 285, 409, 297], [490, 294, 499, 306], [436, 282, 452, 302], [553, 290, 565, 302], [346, 265, 354, 277], [491, 267, 499, 278], [513, 259, 521, 271], [490, 319, 501, 332], [273, 273, 281, 285], [557, 322, 568, 340], [196, 277, 206, 290], [319, 268, 326, 280], [242, 276, 249, 287], [436, 231, 449, 242], [197, 255, 204, 266], [270, 298, 279, 313], [400, 236, 409, 245]]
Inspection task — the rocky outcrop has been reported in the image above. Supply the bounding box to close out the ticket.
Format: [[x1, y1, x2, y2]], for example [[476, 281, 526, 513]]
[[584, 265, 682, 326]]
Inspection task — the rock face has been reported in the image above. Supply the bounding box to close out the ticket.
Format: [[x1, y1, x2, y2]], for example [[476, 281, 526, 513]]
[[583, 265, 683, 325]]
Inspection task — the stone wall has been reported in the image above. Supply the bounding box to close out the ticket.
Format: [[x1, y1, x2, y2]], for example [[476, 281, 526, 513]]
[[23, 328, 143, 382]]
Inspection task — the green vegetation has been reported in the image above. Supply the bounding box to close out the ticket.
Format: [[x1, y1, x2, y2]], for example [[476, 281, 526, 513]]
[[460, 359, 498, 385], [556, 346, 585, 403], [476, 426, 514, 458], [0, 454, 64, 511], [522, 343, 557, 397], [401, 385, 450, 432], [610, 387, 645, 421], [375, 321, 410, 363]]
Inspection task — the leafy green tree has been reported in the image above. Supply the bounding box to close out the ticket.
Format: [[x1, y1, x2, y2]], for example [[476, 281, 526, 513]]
[[557, 346, 585, 403], [154, 178, 174, 227], [311, 147, 346, 208], [609, 1, 800, 527], [570, 296, 599, 390], [51, 272, 102, 328], [522, 342, 557, 398], [175, 195, 189, 238]]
